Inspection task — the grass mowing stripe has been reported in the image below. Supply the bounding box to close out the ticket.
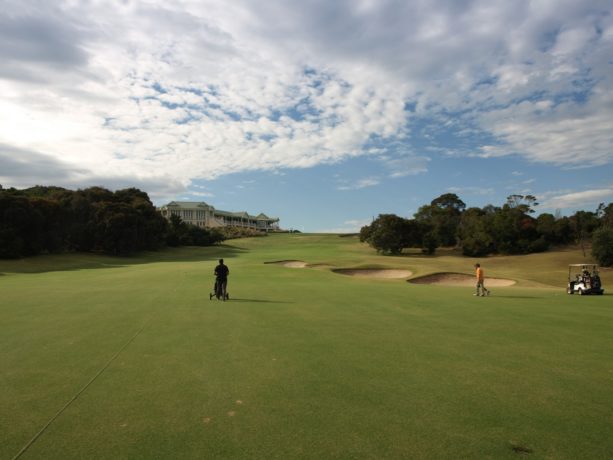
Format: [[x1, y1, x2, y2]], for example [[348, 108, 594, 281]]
[[12, 322, 149, 460]]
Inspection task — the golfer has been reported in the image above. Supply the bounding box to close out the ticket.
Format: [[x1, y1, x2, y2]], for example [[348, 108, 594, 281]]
[[213, 258, 230, 300], [474, 263, 490, 297]]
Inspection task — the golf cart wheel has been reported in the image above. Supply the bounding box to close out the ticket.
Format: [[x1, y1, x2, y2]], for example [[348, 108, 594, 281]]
[[578, 289, 584, 295]]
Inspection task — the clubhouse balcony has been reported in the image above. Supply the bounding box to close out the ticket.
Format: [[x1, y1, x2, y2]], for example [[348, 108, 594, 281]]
[[158, 201, 280, 232]]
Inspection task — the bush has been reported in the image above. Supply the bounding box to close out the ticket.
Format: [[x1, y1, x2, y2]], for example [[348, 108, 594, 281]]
[[187, 225, 225, 246], [592, 227, 613, 267], [461, 232, 493, 257], [219, 226, 267, 239], [359, 224, 372, 243], [528, 236, 549, 253], [367, 214, 411, 255]]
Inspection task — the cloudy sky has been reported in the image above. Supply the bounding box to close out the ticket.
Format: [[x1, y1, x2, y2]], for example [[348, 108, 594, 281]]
[[1, 0, 612, 232]]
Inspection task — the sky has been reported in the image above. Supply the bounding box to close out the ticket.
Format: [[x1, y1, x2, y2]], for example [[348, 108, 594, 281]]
[[1, 0, 612, 232]]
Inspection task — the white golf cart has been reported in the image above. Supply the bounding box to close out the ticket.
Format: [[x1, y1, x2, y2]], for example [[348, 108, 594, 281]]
[[567, 264, 604, 295]]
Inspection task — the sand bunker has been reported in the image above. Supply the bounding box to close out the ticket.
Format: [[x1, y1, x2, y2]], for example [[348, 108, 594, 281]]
[[408, 272, 516, 286], [333, 269, 413, 279], [265, 260, 309, 268]]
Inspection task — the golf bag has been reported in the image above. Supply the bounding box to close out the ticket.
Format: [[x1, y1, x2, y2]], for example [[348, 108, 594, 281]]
[[210, 278, 229, 301]]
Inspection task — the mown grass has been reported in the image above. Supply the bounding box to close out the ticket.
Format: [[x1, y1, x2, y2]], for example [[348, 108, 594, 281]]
[[1, 234, 612, 459]]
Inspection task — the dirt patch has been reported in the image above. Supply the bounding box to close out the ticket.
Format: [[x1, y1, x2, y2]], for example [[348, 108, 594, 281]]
[[510, 442, 533, 454], [333, 269, 413, 279], [408, 272, 516, 286], [265, 260, 309, 268]]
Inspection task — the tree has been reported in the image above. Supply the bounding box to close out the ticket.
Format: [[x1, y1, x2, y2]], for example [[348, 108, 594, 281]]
[[414, 193, 465, 247], [30, 197, 65, 253], [0, 194, 28, 258], [570, 210, 600, 257], [457, 207, 495, 256], [483, 195, 541, 254], [0, 193, 43, 257], [361, 214, 433, 255], [596, 202, 613, 228], [363, 214, 413, 255], [0, 185, 222, 258], [118, 188, 169, 251], [430, 193, 467, 213], [93, 202, 139, 255], [368, 214, 408, 254], [505, 194, 539, 213], [536, 213, 556, 243], [62, 190, 97, 251], [187, 225, 225, 246], [592, 227, 613, 267], [553, 216, 574, 245], [421, 231, 438, 255], [167, 214, 188, 246], [359, 222, 373, 243]]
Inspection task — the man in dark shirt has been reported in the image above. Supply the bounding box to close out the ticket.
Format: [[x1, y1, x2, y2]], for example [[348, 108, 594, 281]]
[[213, 258, 230, 300]]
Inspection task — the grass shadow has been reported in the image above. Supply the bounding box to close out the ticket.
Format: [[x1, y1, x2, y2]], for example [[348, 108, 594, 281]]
[[492, 295, 541, 299], [228, 298, 293, 304], [0, 244, 248, 275]]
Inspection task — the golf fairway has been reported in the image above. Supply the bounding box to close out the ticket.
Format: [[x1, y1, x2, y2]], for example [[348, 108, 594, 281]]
[[1, 234, 612, 459]]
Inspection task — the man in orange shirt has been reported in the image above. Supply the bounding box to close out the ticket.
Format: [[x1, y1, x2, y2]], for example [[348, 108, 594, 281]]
[[474, 263, 490, 296]]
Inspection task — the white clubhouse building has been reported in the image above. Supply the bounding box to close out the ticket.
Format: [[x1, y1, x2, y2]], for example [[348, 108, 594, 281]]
[[158, 201, 280, 232]]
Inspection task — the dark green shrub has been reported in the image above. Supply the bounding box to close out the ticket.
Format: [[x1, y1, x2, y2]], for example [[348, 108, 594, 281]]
[[592, 227, 613, 267], [421, 232, 438, 255]]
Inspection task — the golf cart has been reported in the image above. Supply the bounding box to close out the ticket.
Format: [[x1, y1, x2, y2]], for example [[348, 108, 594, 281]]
[[567, 264, 604, 295]]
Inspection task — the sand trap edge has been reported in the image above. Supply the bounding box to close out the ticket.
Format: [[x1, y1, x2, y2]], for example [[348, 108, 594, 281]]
[[264, 260, 309, 268], [332, 268, 413, 279], [408, 272, 516, 286]]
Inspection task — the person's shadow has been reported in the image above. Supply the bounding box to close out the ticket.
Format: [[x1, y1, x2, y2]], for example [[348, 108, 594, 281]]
[[227, 298, 292, 304], [491, 295, 540, 299]]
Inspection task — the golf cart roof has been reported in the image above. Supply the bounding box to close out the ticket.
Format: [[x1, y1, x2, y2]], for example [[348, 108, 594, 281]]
[[568, 264, 598, 267]]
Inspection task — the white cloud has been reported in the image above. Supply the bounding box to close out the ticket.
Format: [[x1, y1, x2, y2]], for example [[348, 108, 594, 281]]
[[476, 94, 613, 166], [0, 0, 611, 199], [380, 152, 430, 178], [447, 186, 495, 196], [318, 219, 371, 234], [540, 188, 613, 210], [337, 177, 381, 191], [189, 191, 215, 198]]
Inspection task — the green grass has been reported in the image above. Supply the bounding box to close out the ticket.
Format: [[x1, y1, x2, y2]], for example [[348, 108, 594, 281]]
[[1, 234, 612, 459]]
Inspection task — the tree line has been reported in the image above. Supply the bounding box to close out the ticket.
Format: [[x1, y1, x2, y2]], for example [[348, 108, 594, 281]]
[[0, 185, 225, 258], [359, 193, 613, 266]]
